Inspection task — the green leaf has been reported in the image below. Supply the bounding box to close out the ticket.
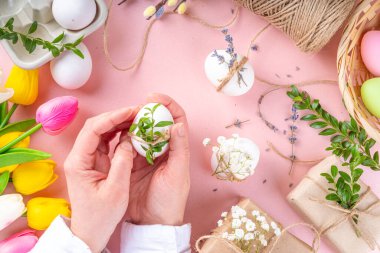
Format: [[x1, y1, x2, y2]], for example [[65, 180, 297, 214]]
[[331, 135, 345, 143], [5, 18, 14, 30], [52, 32, 65, 43], [352, 168, 363, 182], [0, 119, 36, 136], [154, 121, 173, 128], [301, 114, 318, 121], [71, 48, 84, 59], [129, 123, 138, 133], [28, 21, 38, 34], [326, 193, 340, 201], [151, 103, 161, 114], [321, 173, 334, 183], [319, 128, 336, 136], [374, 151, 379, 164], [339, 171, 351, 183], [310, 121, 328, 129], [146, 150, 154, 165], [353, 183, 361, 194], [350, 117, 358, 131], [331, 165, 338, 178], [0, 171, 10, 195], [73, 35, 84, 46], [0, 148, 51, 167]]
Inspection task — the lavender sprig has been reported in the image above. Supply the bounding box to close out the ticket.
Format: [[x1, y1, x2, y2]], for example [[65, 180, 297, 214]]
[[286, 105, 299, 174]]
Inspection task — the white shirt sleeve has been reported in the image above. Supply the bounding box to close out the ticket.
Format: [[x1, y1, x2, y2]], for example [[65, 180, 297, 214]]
[[120, 222, 192, 253], [30, 216, 92, 253]]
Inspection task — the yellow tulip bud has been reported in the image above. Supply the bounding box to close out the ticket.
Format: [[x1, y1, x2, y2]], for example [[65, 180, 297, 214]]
[[0, 132, 30, 173], [13, 160, 58, 195], [5, 65, 38, 105], [167, 0, 178, 7], [27, 197, 71, 230], [177, 2, 187, 14], [143, 5, 156, 18]]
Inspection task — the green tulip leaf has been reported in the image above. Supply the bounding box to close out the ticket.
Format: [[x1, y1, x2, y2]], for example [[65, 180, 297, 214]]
[[0, 119, 36, 136], [0, 148, 51, 168], [0, 171, 10, 195]]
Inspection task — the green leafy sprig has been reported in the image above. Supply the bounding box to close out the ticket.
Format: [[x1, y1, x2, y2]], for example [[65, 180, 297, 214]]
[[0, 18, 84, 58], [287, 85, 379, 210], [129, 104, 173, 165]]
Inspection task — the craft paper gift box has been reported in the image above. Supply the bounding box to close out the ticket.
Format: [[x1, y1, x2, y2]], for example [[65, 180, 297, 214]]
[[197, 198, 312, 253], [287, 155, 380, 253]]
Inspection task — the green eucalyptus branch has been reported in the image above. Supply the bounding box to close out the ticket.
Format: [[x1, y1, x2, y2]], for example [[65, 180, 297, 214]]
[[0, 18, 84, 58], [129, 104, 173, 165], [287, 85, 379, 210]]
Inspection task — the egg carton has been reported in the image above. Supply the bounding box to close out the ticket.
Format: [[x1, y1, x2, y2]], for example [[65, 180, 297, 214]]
[[0, 0, 107, 69]]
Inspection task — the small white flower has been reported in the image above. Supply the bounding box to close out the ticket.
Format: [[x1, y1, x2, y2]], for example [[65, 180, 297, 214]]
[[252, 210, 260, 217], [244, 232, 254, 241], [202, 138, 211, 146], [232, 212, 240, 219], [227, 234, 236, 241], [221, 212, 228, 218], [217, 136, 226, 144], [261, 223, 270, 231], [240, 217, 248, 223], [231, 218, 242, 228], [271, 221, 278, 229], [257, 215, 266, 223], [260, 239, 268, 247], [212, 146, 219, 153], [234, 228, 245, 239], [232, 133, 239, 139], [259, 234, 265, 241], [274, 228, 281, 237], [221, 232, 229, 239], [245, 220, 256, 231], [217, 220, 224, 227]]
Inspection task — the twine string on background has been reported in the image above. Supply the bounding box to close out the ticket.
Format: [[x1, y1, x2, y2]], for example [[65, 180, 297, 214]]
[[235, 0, 356, 52]]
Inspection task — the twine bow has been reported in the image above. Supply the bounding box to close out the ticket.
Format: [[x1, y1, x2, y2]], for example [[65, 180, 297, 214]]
[[128, 129, 171, 146], [216, 56, 248, 92], [195, 223, 320, 253]]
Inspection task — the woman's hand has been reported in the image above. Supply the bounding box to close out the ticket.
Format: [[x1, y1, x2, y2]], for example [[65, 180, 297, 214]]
[[64, 107, 139, 253], [127, 94, 191, 226]]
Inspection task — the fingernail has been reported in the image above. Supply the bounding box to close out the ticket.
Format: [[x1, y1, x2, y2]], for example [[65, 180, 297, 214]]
[[177, 123, 185, 137], [120, 140, 133, 151]]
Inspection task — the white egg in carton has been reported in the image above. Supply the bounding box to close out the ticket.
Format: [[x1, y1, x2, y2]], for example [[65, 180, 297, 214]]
[[0, 0, 107, 70]]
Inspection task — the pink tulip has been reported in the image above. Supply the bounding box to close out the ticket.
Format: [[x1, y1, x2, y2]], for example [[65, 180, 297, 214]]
[[36, 96, 79, 135], [0, 229, 38, 253]]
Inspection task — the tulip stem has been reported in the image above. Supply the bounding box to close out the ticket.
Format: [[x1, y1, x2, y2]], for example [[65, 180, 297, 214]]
[[0, 123, 42, 154], [0, 104, 18, 129], [0, 102, 7, 122]]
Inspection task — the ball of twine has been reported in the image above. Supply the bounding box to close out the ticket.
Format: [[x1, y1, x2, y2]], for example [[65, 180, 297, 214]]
[[236, 0, 355, 53]]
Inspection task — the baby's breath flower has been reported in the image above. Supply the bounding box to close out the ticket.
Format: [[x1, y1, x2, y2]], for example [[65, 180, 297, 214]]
[[227, 234, 236, 241], [234, 228, 244, 239], [217, 219, 224, 227], [260, 239, 268, 247], [271, 221, 278, 229], [257, 215, 266, 223], [217, 136, 226, 144], [240, 217, 248, 223], [274, 228, 281, 237], [222, 232, 229, 239], [251, 210, 260, 217], [244, 232, 254, 241], [261, 223, 270, 231], [203, 138, 211, 146], [245, 220, 256, 231], [221, 211, 228, 218], [231, 218, 242, 229]]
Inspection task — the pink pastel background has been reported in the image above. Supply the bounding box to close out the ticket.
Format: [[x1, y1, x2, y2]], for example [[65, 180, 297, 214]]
[[1, 0, 380, 252]]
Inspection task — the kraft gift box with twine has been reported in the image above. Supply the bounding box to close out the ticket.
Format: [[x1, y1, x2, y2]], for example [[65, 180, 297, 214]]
[[288, 155, 380, 253], [196, 198, 318, 253]]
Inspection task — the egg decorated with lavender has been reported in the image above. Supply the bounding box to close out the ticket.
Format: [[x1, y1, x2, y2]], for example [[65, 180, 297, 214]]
[[129, 103, 174, 164], [206, 134, 260, 181], [204, 49, 254, 96], [361, 77, 380, 118]]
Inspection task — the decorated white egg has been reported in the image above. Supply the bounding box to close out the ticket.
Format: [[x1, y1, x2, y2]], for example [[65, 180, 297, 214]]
[[130, 103, 174, 164], [208, 134, 260, 181], [204, 50, 254, 96], [50, 43, 92, 90], [52, 0, 96, 30]]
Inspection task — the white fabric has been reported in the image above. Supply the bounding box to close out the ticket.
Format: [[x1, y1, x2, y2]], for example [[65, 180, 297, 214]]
[[31, 216, 192, 253]]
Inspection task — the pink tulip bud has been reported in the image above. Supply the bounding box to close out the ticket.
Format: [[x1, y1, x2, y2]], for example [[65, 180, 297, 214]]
[[0, 229, 38, 253], [36, 96, 78, 135]]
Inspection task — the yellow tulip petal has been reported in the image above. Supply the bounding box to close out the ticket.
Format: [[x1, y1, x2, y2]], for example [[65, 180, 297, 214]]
[[0, 132, 30, 149], [5, 65, 38, 106], [27, 197, 71, 230], [0, 164, 18, 173], [13, 160, 57, 195]]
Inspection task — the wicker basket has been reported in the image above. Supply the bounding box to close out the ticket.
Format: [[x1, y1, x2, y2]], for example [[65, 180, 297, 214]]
[[337, 0, 380, 142]]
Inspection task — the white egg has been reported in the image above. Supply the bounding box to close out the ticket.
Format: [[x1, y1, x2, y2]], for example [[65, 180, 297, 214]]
[[204, 50, 254, 96], [50, 43, 92, 90], [52, 0, 96, 30], [210, 134, 260, 181], [130, 103, 174, 162]]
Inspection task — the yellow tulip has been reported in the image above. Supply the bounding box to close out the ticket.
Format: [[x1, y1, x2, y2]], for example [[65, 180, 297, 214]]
[[5, 65, 38, 105], [27, 197, 71, 230], [0, 132, 30, 173], [12, 160, 58, 195]]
